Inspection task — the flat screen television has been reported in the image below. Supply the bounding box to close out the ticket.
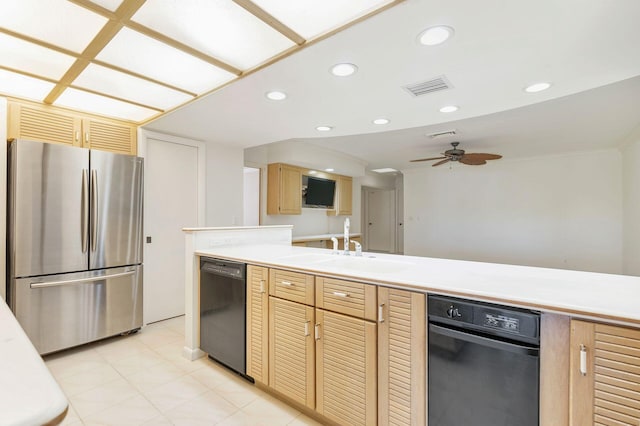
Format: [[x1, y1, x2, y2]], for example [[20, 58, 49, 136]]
[[303, 176, 336, 208]]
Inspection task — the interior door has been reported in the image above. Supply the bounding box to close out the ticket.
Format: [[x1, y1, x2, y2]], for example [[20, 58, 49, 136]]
[[10, 140, 89, 277], [89, 150, 143, 270], [366, 188, 396, 252], [144, 138, 199, 323]]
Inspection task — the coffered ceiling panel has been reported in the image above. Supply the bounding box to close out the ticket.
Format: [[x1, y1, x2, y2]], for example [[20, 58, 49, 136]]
[[55, 87, 158, 121], [0, 32, 76, 79], [131, 0, 296, 70], [73, 63, 194, 110], [96, 27, 236, 94], [0, 0, 107, 53], [0, 69, 56, 101], [250, 0, 394, 39]]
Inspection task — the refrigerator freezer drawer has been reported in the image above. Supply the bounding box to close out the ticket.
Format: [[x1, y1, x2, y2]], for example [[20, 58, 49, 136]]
[[11, 266, 143, 355]]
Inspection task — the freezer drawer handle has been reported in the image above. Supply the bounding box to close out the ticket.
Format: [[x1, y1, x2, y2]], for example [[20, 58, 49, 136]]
[[30, 270, 136, 289]]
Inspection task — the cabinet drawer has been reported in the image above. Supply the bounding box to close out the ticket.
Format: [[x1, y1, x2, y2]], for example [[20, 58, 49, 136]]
[[269, 269, 314, 305], [316, 277, 377, 321]]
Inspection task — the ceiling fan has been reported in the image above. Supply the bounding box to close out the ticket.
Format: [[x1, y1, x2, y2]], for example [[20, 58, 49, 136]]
[[410, 142, 502, 166]]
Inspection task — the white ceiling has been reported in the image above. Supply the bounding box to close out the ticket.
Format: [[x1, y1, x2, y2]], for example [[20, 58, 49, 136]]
[[145, 0, 640, 169]]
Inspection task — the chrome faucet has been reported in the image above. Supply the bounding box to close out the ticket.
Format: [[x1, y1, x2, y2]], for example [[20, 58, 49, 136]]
[[330, 237, 339, 254], [351, 240, 362, 256], [343, 218, 350, 256]]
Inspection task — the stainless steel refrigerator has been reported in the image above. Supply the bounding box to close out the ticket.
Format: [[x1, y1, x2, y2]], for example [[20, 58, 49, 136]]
[[7, 139, 144, 355]]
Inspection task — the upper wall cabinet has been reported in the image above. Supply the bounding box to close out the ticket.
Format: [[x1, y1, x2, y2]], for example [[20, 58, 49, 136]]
[[266, 162, 353, 216], [7, 99, 137, 155]]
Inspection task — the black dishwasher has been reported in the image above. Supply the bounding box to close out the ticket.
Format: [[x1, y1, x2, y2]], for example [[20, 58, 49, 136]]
[[200, 257, 247, 376], [428, 295, 540, 426]]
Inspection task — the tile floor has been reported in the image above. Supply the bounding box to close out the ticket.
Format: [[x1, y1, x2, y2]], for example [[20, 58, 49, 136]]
[[45, 316, 322, 426]]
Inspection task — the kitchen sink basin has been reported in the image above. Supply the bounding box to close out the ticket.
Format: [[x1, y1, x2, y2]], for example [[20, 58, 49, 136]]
[[314, 256, 412, 274]]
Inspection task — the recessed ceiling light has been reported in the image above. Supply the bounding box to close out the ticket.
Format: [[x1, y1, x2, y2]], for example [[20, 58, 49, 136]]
[[418, 26, 454, 46], [372, 168, 398, 173], [373, 118, 390, 125], [316, 126, 333, 131], [330, 63, 358, 77], [524, 82, 552, 93], [308, 170, 317, 174], [325, 168, 334, 172], [265, 90, 287, 100], [439, 105, 458, 113]]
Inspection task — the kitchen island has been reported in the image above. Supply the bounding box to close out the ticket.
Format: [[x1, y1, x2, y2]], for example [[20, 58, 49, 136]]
[[184, 227, 640, 425]]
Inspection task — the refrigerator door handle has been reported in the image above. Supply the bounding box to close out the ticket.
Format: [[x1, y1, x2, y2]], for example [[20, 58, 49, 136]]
[[91, 169, 98, 252], [30, 270, 136, 289], [81, 169, 89, 253]]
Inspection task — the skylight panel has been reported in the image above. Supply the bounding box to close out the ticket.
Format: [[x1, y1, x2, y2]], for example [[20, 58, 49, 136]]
[[73, 64, 194, 111], [55, 88, 159, 122], [0, 0, 108, 53], [95, 28, 236, 94], [131, 0, 296, 70], [250, 0, 394, 39], [0, 69, 55, 101], [0, 32, 76, 80], [90, 0, 124, 12]]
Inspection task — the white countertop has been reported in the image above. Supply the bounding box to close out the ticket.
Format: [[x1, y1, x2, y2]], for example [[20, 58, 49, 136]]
[[0, 300, 68, 425], [292, 233, 361, 242], [196, 244, 640, 326]]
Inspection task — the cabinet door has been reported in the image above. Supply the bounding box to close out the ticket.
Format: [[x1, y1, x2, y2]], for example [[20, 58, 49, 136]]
[[316, 308, 377, 426], [83, 118, 137, 155], [8, 101, 81, 146], [246, 265, 269, 385], [570, 320, 640, 425], [269, 297, 315, 409], [279, 164, 302, 214], [378, 288, 426, 426], [336, 175, 353, 216]]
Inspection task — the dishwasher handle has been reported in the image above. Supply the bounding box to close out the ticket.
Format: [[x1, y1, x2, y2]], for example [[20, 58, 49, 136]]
[[429, 323, 539, 357], [200, 261, 245, 280]]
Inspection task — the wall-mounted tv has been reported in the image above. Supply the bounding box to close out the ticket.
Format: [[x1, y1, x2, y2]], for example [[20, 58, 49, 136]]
[[302, 176, 336, 208]]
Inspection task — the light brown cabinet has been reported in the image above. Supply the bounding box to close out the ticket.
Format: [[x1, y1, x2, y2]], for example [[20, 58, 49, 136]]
[[267, 163, 302, 215], [8, 99, 137, 155], [569, 320, 640, 425], [378, 287, 426, 426], [328, 175, 353, 216], [246, 265, 269, 385]]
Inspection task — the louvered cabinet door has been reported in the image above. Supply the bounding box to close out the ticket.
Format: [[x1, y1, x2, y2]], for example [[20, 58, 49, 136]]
[[8, 101, 81, 146], [316, 308, 377, 426], [246, 265, 269, 385], [269, 297, 315, 409], [378, 288, 426, 426], [83, 118, 137, 155], [570, 320, 640, 425]]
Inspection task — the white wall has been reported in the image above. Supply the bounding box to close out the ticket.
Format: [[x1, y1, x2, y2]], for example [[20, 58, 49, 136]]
[[243, 167, 260, 226], [0, 97, 7, 300], [404, 150, 623, 274], [205, 142, 244, 226], [622, 127, 640, 275]]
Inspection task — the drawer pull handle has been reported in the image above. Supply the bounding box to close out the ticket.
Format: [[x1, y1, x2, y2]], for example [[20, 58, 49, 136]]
[[304, 321, 310, 336], [580, 344, 587, 376], [315, 323, 320, 341], [259, 279, 265, 293], [281, 280, 293, 286], [378, 303, 385, 323], [332, 291, 349, 298]]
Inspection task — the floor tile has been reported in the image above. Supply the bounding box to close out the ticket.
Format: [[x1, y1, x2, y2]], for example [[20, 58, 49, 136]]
[[109, 348, 167, 377], [127, 360, 187, 393], [59, 403, 82, 426], [288, 413, 324, 426], [56, 363, 122, 396], [213, 374, 264, 409], [164, 390, 239, 425], [143, 374, 209, 413], [133, 326, 183, 348], [83, 395, 162, 426], [241, 395, 300, 424], [68, 377, 140, 418]]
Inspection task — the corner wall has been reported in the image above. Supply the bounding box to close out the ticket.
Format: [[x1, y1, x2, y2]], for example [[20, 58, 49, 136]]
[[205, 142, 244, 226], [622, 128, 640, 275], [403, 149, 623, 274]]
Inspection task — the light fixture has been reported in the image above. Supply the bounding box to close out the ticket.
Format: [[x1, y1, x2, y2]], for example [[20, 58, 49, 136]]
[[439, 105, 458, 113], [373, 118, 390, 125], [316, 126, 333, 131], [524, 82, 551, 93], [308, 170, 317, 174], [330, 63, 358, 77], [325, 168, 334, 172], [372, 168, 398, 173], [265, 90, 287, 100], [418, 25, 454, 46]]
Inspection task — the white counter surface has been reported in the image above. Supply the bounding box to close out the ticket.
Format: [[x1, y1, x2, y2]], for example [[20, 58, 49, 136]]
[[0, 300, 67, 425], [292, 233, 361, 242], [196, 244, 640, 326]]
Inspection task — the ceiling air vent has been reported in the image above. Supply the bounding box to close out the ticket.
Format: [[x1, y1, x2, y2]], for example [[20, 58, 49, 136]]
[[403, 75, 452, 97], [427, 129, 457, 138]]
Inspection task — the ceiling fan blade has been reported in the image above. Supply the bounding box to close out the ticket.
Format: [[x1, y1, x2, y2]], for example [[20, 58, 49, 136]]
[[410, 156, 447, 162], [459, 157, 486, 165], [432, 158, 451, 167], [463, 153, 502, 160]]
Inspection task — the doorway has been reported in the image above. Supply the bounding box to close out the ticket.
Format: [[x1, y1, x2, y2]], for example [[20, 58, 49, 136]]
[[363, 188, 396, 253], [139, 130, 205, 324]]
